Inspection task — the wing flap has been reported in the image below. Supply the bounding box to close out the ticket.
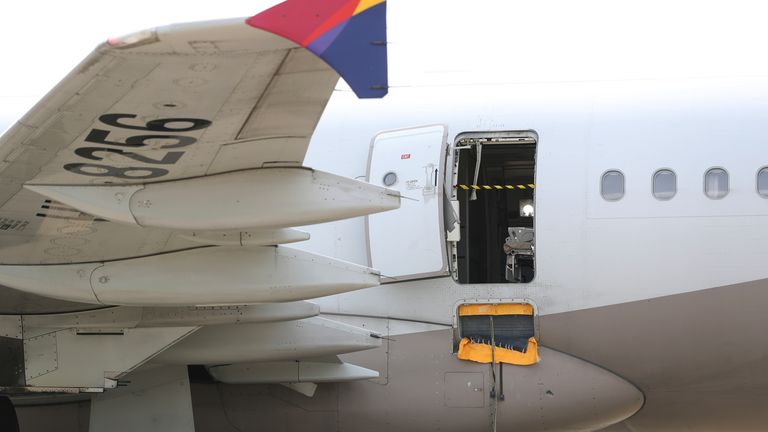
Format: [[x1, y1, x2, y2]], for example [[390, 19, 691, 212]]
[[236, 48, 337, 142]]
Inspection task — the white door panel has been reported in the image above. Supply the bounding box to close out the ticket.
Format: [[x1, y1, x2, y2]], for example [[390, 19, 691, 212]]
[[366, 125, 448, 279]]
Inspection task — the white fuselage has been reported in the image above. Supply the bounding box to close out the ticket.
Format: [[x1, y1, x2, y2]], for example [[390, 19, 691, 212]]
[[291, 76, 768, 322]]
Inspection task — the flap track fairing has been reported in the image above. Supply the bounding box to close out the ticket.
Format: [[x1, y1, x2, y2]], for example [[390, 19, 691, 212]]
[[25, 167, 400, 232], [0, 246, 380, 306]]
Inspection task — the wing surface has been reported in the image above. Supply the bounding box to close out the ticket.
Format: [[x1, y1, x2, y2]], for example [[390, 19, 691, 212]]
[[0, 6, 387, 268]]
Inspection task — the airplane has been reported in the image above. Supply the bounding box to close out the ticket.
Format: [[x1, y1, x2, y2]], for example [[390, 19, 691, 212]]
[[1, 0, 768, 431]]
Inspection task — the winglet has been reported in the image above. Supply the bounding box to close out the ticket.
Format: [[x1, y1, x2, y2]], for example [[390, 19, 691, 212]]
[[246, 0, 388, 99]]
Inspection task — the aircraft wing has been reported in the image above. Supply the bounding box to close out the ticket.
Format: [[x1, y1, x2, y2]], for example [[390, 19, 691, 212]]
[[0, 3, 393, 417], [0, 1, 394, 309]]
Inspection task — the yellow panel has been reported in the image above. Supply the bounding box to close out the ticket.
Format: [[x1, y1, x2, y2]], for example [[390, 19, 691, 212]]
[[353, 0, 386, 15], [457, 337, 539, 366], [458, 303, 533, 316]]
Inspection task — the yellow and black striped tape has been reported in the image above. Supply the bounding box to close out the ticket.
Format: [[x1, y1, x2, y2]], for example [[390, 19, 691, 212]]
[[456, 184, 535, 190]]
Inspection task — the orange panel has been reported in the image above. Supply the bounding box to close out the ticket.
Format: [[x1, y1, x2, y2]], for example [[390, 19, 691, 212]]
[[457, 337, 539, 366], [458, 303, 533, 316]]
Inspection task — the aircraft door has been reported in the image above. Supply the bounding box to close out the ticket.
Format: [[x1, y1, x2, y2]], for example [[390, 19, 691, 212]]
[[366, 125, 449, 280]]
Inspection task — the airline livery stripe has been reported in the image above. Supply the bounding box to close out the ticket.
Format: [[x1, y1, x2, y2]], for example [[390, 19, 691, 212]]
[[455, 184, 535, 190], [354, 0, 386, 15], [246, 0, 388, 99]]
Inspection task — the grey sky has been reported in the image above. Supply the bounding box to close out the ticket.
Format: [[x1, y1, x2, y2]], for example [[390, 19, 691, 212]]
[[2, 0, 768, 129]]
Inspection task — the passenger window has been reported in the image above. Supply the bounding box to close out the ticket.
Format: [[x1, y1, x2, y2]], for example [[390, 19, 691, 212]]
[[653, 169, 676, 200], [601, 171, 625, 201], [758, 168, 768, 198], [704, 168, 729, 199]]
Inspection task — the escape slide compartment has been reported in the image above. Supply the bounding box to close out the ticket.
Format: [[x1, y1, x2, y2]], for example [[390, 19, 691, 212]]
[[455, 303, 539, 366]]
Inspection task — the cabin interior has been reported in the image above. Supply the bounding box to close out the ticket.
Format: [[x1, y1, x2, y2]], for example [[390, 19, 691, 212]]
[[453, 134, 536, 284]]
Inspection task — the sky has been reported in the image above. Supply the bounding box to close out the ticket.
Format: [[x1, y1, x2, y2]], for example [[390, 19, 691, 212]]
[[3, 0, 768, 129], [0, 0, 279, 129]]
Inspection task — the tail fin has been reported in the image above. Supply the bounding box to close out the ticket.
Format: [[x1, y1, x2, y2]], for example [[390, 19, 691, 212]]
[[247, 0, 388, 99]]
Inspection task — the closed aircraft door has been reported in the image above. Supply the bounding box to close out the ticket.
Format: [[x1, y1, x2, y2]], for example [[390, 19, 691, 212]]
[[366, 125, 449, 280]]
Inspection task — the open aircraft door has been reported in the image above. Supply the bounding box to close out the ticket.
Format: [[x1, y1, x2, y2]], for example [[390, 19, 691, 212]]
[[366, 125, 450, 280]]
